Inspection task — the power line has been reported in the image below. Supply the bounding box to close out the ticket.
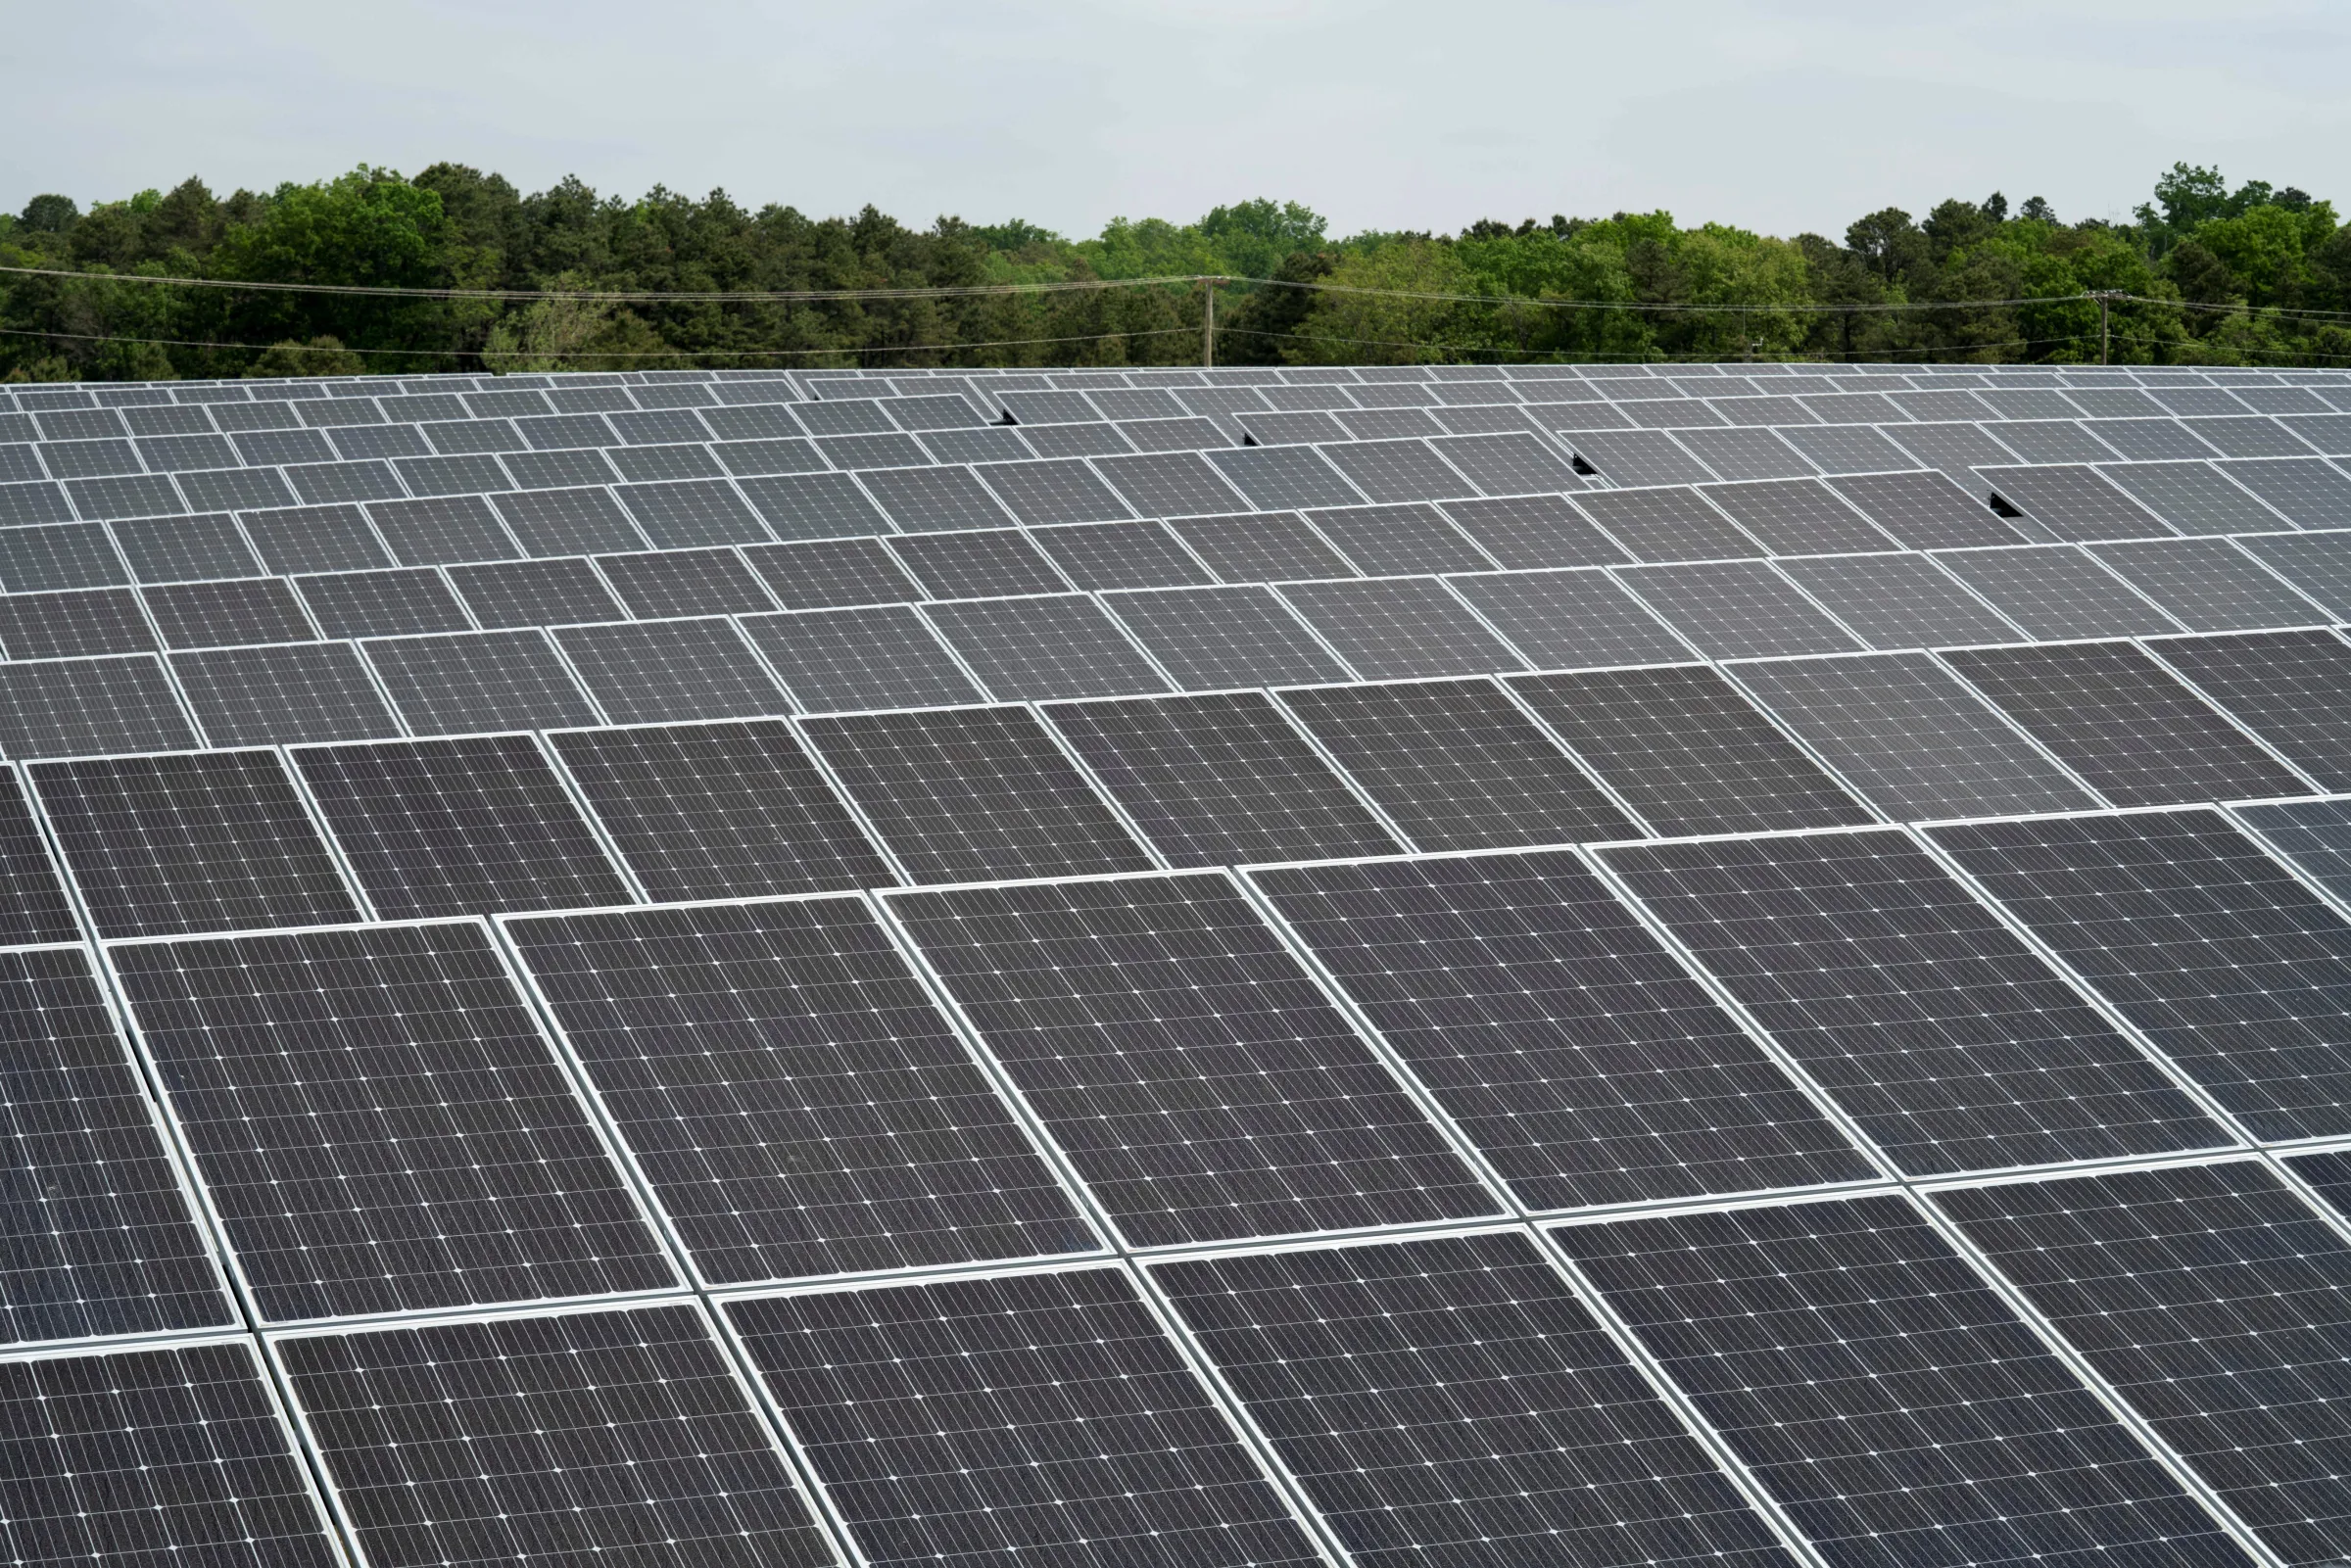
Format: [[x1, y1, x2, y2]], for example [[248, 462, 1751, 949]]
[[0, 322, 1202, 360], [0, 263, 1209, 304]]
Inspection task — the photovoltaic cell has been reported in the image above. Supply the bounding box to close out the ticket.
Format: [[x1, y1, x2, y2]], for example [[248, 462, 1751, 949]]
[[1155, 1231, 1803, 1568], [0, 1341, 341, 1567], [888, 872, 1496, 1244], [110, 921, 674, 1321], [1936, 1160, 2351, 1568], [725, 1268, 1323, 1568], [276, 1305, 841, 1568], [799, 704, 1153, 883], [1279, 678, 1636, 851], [1042, 690, 1401, 867], [505, 899, 1091, 1281], [293, 735, 636, 918], [1599, 829, 2227, 1174], [1942, 641, 2310, 807], [1252, 850, 1872, 1207], [1555, 1196, 2254, 1568]]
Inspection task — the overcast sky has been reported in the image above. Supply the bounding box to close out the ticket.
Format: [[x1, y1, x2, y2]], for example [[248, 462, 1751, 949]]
[[14, 0, 2349, 240]]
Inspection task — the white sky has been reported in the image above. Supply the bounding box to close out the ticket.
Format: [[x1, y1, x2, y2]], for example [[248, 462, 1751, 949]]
[[14, 0, 2350, 240]]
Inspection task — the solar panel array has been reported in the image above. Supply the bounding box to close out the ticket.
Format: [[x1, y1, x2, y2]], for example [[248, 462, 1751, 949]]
[[5, 356, 2351, 1568]]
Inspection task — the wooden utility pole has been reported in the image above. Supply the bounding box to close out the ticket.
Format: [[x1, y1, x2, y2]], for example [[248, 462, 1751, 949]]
[[2089, 289, 2121, 364], [1202, 277, 1217, 368]]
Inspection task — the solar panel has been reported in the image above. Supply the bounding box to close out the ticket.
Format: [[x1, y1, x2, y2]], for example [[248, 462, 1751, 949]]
[[504, 899, 1092, 1281], [1730, 652, 2096, 820], [1976, 463, 2172, 542], [1934, 1159, 2351, 1568], [1426, 429, 1586, 493], [1446, 567, 1693, 670], [1154, 1231, 1805, 1568], [1572, 487, 1760, 562], [293, 565, 471, 639], [1554, 1196, 2255, 1568], [1774, 423, 1923, 476], [143, 577, 317, 649], [1942, 641, 2311, 806], [2187, 415, 2314, 457], [0, 1340, 342, 1566], [743, 536, 924, 607], [725, 1267, 1324, 1568], [736, 471, 894, 540], [886, 529, 1069, 598], [1206, 443, 1370, 508], [2235, 530, 2351, 618], [2087, 538, 2328, 631], [1030, 519, 1216, 590], [1438, 493, 1630, 568], [1600, 828, 2225, 1173], [919, 593, 1171, 700], [1700, 478, 1895, 554], [2097, 462, 2283, 535], [0, 655, 200, 757], [1089, 450, 1247, 517], [1250, 850, 1872, 1207], [1616, 560, 1862, 659], [360, 628, 601, 733], [1099, 585, 1352, 688], [1926, 806, 2351, 1138], [151, 639, 382, 758], [1825, 469, 2025, 549], [109, 920, 674, 1320], [1275, 576, 1527, 678], [0, 588, 155, 659], [551, 617, 790, 724], [492, 485, 647, 553], [1302, 501, 1495, 575], [798, 704, 1154, 883], [546, 720, 893, 899], [887, 872, 1497, 1243], [292, 734, 636, 917], [29, 749, 360, 937], [275, 1304, 843, 1568], [1933, 546, 2184, 640], [1278, 678, 1636, 850], [736, 603, 977, 711], [2208, 463, 2351, 539], [1561, 429, 1717, 487], [1168, 509, 1358, 582], [1511, 664, 1873, 837], [1041, 690, 1397, 868]]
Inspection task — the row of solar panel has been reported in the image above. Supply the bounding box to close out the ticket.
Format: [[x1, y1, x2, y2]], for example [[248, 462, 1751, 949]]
[[21, 795, 2351, 1336], [20, 813, 2351, 1558], [33, 1146, 2351, 1568]]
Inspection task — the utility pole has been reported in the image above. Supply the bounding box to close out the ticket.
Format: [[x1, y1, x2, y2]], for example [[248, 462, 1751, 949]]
[[1202, 277, 1218, 368], [2088, 289, 2122, 365]]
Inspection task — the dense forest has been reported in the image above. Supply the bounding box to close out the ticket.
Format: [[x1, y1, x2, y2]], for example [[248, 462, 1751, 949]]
[[3, 162, 2347, 380]]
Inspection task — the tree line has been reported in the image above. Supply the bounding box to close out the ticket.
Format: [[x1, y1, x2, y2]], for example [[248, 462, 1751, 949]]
[[2, 162, 2345, 381]]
